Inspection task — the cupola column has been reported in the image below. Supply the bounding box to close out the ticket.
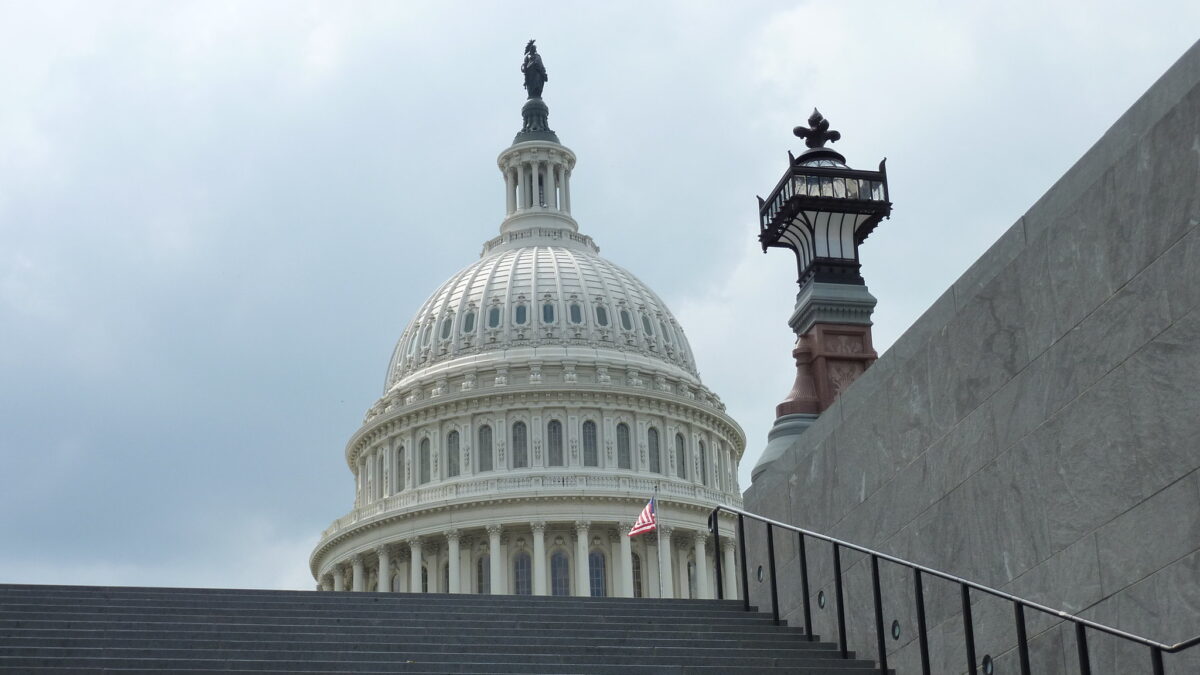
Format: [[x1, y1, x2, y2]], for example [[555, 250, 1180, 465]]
[[332, 565, 345, 591], [505, 167, 516, 215], [533, 160, 543, 207], [562, 169, 571, 213], [516, 163, 527, 210]]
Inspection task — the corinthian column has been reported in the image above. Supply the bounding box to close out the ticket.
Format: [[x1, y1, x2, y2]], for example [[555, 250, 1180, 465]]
[[531, 521, 547, 596], [332, 564, 345, 592], [408, 537, 423, 593], [376, 546, 391, 593], [658, 527, 674, 598], [487, 524, 503, 595], [575, 521, 590, 597], [351, 554, 365, 592], [722, 538, 738, 601], [618, 522, 634, 598], [446, 530, 461, 593], [694, 532, 711, 599]]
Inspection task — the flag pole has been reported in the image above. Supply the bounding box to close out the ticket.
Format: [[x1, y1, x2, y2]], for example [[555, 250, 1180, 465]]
[[655, 484, 663, 599]]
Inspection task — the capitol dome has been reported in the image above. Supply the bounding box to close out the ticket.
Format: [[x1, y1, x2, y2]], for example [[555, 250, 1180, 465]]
[[310, 50, 745, 601]]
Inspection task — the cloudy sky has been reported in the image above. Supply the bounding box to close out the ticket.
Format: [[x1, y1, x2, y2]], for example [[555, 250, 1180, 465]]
[[1, 1, 1196, 590]]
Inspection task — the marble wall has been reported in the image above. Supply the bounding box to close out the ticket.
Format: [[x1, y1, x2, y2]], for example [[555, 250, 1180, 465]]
[[743, 40, 1200, 675]]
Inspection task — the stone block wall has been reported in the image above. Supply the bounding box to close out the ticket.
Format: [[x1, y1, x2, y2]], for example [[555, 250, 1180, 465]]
[[743, 40, 1200, 675]]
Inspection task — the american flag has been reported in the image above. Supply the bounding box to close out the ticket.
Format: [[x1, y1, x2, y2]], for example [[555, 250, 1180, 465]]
[[628, 498, 657, 536]]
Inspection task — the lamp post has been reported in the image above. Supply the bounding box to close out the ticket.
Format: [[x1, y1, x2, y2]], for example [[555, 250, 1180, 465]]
[[752, 110, 892, 480]]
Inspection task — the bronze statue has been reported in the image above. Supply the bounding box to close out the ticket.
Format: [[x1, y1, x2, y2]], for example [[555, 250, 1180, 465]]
[[522, 40, 547, 99]]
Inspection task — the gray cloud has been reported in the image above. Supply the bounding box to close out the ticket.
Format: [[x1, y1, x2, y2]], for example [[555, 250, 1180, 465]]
[[0, 1, 1196, 589]]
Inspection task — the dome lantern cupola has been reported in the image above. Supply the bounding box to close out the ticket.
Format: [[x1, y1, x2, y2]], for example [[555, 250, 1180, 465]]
[[495, 40, 579, 244]]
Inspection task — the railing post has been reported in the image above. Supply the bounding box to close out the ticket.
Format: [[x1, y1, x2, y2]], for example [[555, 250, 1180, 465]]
[[798, 533, 813, 641], [962, 584, 978, 675], [766, 523, 780, 625], [737, 512, 750, 612], [1014, 603, 1031, 675], [914, 570, 931, 675], [833, 543, 848, 659], [1075, 623, 1092, 675], [1151, 647, 1165, 675], [871, 555, 889, 674], [711, 511, 724, 601]]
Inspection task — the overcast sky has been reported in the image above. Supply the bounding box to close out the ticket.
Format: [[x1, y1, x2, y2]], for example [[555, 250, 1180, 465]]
[[1, 1, 1196, 591]]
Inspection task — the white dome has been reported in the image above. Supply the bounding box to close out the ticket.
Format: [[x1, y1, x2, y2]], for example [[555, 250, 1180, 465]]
[[387, 239, 699, 394], [312, 84, 744, 601]]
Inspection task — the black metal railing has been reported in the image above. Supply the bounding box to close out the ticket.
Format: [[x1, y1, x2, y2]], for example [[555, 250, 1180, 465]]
[[708, 505, 1200, 675]]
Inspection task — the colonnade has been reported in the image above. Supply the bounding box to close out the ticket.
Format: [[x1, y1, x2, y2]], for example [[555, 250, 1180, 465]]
[[320, 520, 739, 601], [504, 154, 571, 216]]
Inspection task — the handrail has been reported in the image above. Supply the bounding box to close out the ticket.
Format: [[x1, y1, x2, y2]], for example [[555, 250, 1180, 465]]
[[710, 504, 1200, 675]]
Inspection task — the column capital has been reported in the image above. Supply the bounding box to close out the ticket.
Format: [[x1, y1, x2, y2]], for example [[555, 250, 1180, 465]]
[[530, 520, 546, 533], [617, 521, 632, 534], [486, 523, 503, 537], [721, 537, 737, 552], [445, 529, 461, 543], [406, 535, 423, 548], [374, 544, 391, 557], [694, 531, 710, 546], [660, 526, 674, 539], [352, 553, 365, 566], [574, 520, 591, 533]]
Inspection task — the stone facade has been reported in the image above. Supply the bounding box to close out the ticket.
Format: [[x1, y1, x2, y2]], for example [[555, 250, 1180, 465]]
[[745, 40, 1200, 674]]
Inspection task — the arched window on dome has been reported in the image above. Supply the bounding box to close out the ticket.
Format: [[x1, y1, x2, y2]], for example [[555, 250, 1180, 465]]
[[419, 438, 431, 485], [631, 552, 644, 598], [641, 315, 654, 336], [440, 317, 452, 340], [542, 302, 555, 324], [550, 551, 570, 596], [675, 433, 687, 480], [488, 306, 501, 329], [582, 421, 598, 467], [407, 331, 420, 356], [446, 430, 460, 478], [476, 554, 490, 594], [478, 425, 493, 472], [569, 303, 583, 325], [395, 446, 405, 492], [513, 552, 532, 595], [463, 310, 476, 334], [512, 421, 528, 469], [648, 427, 661, 474], [715, 442, 725, 491], [377, 451, 386, 500], [660, 320, 671, 344], [698, 440, 708, 487], [619, 309, 633, 331], [616, 423, 631, 470], [595, 306, 609, 327], [588, 551, 607, 597], [547, 420, 563, 467], [421, 324, 432, 347], [514, 304, 528, 326]]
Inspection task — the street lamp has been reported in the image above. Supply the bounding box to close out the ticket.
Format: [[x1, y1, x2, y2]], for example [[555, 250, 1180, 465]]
[[752, 110, 893, 480]]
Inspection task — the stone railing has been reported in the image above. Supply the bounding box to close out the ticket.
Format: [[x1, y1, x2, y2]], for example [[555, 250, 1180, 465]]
[[319, 472, 742, 541]]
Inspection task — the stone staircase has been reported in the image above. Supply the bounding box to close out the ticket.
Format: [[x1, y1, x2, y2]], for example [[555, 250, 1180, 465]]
[[0, 583, 888, 673]]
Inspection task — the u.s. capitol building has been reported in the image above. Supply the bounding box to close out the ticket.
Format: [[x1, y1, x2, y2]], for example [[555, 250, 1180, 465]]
[[310, 43, 745, 599]]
